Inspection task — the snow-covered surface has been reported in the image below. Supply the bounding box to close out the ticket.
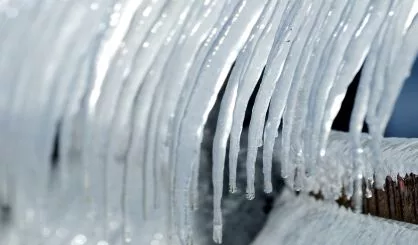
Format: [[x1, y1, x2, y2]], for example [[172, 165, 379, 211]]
[[252, 189, 418, 245]]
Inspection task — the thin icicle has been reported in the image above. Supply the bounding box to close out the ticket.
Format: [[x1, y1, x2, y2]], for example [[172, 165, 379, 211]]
[[228, 0, 291, 193], [280, 0, 334, 182], [105, 0, 191, 221], [263, 0, 322, 193], [212, 0, 278, 199], [305, 0, 369, 179], [139, 1, 204, 213], [90, 0, 164, 164], [317, 1, 391, 208], [245, 0, 309, 200], [375, 2, 417, 134], [171, 1, 267, 243], [376, 14, 418, 144], [147, 0, 232, 241], [284, 0, 351, 179], [349, 15, 389, 193], [209, 0, 277, 243], [366, 1, 402, 187], [318, 0, 390, 163]]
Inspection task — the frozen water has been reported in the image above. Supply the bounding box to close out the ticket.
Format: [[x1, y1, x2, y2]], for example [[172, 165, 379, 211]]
[[0, 0, 417, 244]]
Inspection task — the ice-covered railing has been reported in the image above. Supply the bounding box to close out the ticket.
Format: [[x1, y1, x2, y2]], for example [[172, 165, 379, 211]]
[[252, 189, 418, 245], [0, 0, 417, 245]]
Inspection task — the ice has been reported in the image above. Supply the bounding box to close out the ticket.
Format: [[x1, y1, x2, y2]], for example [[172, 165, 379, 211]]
[[305, 0, 369, 178], [228, 0, 293, 194], [148, 0, 233, 241], [377, 5, 417, 138], [245, 0, 308, 199], [279, 0, 333, 181], [1, 1, 418, 244], [320, 0, 390, 166], [316, 1, 391, 209], [212, 0, 277, 197], [262, 0, 322, 193], [171, 1, 267, 242], [227, 0, 288, 193], [252, 189, 418, 245], [87, 0, 162, 166], [349, 14, 388, 186], [211, 0, 277, 238], [285, 0, 350, 179]]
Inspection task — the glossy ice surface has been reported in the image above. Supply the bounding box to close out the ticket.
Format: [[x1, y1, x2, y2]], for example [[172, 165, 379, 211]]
[[0, 0, 417, 244]]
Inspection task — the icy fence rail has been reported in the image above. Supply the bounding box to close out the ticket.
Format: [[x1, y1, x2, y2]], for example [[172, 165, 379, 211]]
[[252, 189, 418, 245], [0, 0, 417, 245]]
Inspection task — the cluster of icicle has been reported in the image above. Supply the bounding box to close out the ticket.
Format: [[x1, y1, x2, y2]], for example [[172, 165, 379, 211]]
[[0, 0, 417, 244]]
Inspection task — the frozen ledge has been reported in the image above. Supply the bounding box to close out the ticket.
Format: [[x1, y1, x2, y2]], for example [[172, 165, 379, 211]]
[[252, 189, 418, 245], [275, 131, 418, 199]]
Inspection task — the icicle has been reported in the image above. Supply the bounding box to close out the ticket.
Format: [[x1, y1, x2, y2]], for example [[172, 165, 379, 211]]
[[365, 1, 403, 187], [146, 0, 232, 241], [143, 0, 203, 212], [303, 0, 357, 175], [262, 0, 322, 193], [349, 14, 389, 197], [287, 0, 350, 177], [212, 0, 277, 197], [227, 0, 288, 193], [88, 0, 164, 166], [305, 0, 370, 179], [245, 0, 309, 200], [319, 0, 390, 164], [228, 0, 293, 195], [280, 0, 334, 181], [209, 0, 277, 242], [171, 1, 267, 243], [316, 1, 391, 208], [376, 3, 417, 136], [103, 0, 192, 222], [372, 17, 418, 180]]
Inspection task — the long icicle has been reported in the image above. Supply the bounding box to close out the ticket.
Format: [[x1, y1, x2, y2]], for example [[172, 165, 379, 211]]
[[279, 0, 334, 185], [245, 0, 309, 200], [172, 1, 267, 243], [305, 0, 369, 178], [211, 1, 277, 241], [228, 0, 291, 192], [262, 0, 322, 193]]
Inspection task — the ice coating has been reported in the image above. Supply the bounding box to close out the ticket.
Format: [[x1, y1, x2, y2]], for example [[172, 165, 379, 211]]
[[0, 0, 417, 244], [252, 189, 418, 245]]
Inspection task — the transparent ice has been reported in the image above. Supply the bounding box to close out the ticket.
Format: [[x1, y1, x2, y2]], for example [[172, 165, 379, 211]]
[[0, 0, 417, 245]]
